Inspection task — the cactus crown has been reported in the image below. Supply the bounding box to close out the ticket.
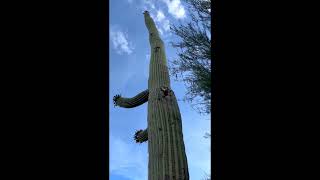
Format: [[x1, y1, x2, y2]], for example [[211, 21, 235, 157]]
[[134, 129, 145, 144], [113, 94, 121, 106]]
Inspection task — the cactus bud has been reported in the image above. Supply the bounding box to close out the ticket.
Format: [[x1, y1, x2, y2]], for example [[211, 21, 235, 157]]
[[113, 94, 121, 106]]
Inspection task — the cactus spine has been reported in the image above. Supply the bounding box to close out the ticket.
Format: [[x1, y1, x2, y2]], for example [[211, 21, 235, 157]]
[[114, 11, 189, 180]]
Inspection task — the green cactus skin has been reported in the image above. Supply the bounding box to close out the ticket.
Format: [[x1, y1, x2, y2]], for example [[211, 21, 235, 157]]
[[144, 10, 189, 180], [134, 129, 148, 143], [113, 89, 149, 108], [113, 11, 189, 180]]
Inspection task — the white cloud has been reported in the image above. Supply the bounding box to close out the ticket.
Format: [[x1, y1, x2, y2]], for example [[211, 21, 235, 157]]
[[162, 19, 170, 31], [110, 134, 148, 180], [156, 10, 165, 22], [110, 26, 134, 55], [148, 13, 164, 35], [141, 0, 156, 10], [139, 1, 172, 35], [153, 9, 171, 34], [162, 0, 186, 19]]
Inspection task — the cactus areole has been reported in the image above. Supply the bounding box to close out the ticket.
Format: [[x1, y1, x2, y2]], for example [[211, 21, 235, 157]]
[[113, 11, 189, 180]]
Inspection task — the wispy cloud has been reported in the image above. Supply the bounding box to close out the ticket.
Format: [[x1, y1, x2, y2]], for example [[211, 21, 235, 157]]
[[162, 0, 186, 19], [138, 1, 174, 36], [151, 9, 171, 36], [141, 0, 156, 10], [110, 26, 134, 55], [156, 10, 165, 22], [162, 19, 170, 31], [110, 134, 148, 180], [158, 28, 164, 35]]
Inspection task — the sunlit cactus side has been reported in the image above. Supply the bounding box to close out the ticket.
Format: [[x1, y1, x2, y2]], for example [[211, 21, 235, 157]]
[[113, 11, 189, 180]]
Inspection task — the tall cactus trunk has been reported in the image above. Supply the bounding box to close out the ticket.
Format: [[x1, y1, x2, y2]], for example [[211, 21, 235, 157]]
[[144, 11, 189, 180], [113, 11, 189, 180]]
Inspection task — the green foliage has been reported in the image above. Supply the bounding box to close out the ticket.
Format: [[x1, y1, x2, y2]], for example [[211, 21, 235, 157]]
[[170, 0, 213, 114]]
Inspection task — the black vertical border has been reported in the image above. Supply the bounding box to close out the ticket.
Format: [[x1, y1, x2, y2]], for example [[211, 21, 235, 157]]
[[1, 0, 110, 179]]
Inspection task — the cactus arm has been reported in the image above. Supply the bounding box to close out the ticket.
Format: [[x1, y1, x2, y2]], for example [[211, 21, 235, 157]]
[[134, 128, 148, 143], [113, 89, 149, 108]]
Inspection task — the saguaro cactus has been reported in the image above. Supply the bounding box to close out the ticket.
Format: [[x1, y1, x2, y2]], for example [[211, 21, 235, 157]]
[[113, 11, 189, 180]]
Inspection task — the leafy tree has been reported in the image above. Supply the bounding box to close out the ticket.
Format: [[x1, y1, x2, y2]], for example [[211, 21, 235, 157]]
[[169, 1, 215, 179], [170, 0, 214, 115]]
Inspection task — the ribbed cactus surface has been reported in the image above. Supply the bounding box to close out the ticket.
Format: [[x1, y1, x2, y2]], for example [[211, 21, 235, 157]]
[[114, 11, 189, 180]]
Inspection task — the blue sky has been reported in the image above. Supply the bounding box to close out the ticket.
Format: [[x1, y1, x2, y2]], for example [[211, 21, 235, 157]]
[[109, 0, 211, 179]]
